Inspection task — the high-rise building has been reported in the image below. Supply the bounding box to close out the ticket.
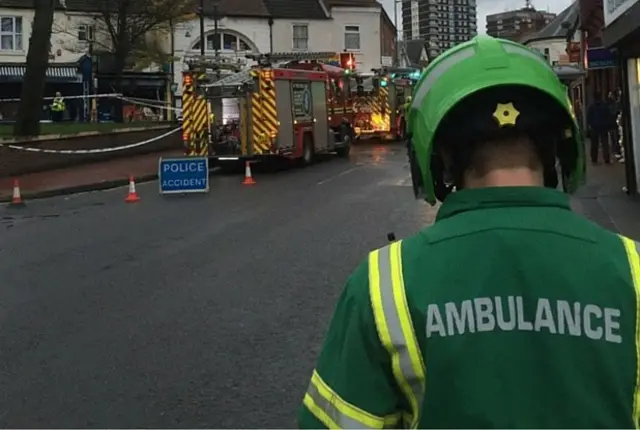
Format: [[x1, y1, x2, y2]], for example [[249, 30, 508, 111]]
[[485, 1, 556, 42], [402, 0, 478, 60]]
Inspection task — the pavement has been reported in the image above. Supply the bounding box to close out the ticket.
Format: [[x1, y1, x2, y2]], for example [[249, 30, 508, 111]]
[[0, 149, 183, 202], [0, 143, 639, 428]]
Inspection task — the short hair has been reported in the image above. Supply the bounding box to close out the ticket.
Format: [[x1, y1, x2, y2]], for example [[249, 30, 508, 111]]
[[467, 133, 542, 177]]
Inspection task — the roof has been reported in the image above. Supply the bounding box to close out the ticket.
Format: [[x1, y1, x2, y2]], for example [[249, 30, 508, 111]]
[[262, 0, 328, 19], [402, 39, 426, 67], [202, 0, 269, 17], [523, 1, 579, 44], [324, 0, 378, 7]]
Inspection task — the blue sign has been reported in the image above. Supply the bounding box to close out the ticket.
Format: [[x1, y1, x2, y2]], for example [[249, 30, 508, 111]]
[[587, 48, 617, 70], [158, 156, 209, 194]]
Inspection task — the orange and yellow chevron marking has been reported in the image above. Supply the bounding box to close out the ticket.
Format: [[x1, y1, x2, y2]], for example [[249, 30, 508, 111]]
[[192, 97, 208, 156], [250, 71, 279, 155], [182, 74, 195, 155]]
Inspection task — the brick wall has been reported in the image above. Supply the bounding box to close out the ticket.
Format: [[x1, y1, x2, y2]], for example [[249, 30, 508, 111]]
[[0, 127, 183, 177]]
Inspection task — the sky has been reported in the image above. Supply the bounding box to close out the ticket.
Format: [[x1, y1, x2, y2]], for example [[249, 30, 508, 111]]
[[381, 0, 575, 35]]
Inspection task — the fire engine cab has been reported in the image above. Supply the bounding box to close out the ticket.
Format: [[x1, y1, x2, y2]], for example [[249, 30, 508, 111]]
[[198, 51, 354, 164], [353, 67, 421, 140]]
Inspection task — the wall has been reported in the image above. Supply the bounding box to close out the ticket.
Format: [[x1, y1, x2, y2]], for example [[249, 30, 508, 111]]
[[271, 19, 333, 52], [525, 38, 570, 64], [0, 8, 104, 63], [330, 6, 382, 73], [379, 13, 396, 64], [0, 127, 181, 177]]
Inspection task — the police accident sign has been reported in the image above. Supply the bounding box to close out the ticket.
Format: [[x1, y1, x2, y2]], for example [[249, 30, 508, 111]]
[[158, 156, 209, 194]]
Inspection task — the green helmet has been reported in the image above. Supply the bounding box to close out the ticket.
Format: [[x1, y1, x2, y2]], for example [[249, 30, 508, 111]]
[[407, 35, 585, 205]]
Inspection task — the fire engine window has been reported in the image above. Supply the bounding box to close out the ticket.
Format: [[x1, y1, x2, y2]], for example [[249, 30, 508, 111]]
[[332, 79, 342, 101]]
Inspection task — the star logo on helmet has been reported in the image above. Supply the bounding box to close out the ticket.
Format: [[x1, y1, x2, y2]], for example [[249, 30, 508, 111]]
[[492, 102, 520, 127]]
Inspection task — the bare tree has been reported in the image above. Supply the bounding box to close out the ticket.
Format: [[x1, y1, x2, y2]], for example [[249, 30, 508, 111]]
[[97, 0, 195, 120], [13, 0, 56, 136]]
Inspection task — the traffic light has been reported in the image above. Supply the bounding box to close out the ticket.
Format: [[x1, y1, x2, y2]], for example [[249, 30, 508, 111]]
[[380, 77, 388, 88], [339, 52, 356, 73]]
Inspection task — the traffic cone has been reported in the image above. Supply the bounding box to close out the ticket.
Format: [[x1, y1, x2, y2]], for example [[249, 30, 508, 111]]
[[8, 178, 25, 208], [124, 175, 140, 203], [242, 161, 256, 185]]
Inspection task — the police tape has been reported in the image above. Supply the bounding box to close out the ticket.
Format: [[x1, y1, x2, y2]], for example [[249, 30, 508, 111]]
[[0, 93, 123, 103], [119, 96, 182, 112], [0, 127, 181, 154]]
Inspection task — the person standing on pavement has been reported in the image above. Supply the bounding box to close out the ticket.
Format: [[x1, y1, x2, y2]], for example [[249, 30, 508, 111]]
[[299, 34, 640, 429], [587, 91, 614, 164], [50, 92, 65, 123]]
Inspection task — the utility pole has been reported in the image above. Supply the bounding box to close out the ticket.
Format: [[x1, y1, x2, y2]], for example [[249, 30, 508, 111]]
[[199, 0, 205, 56], [213, 1, 219, 57], [393, 0, 399, 66]]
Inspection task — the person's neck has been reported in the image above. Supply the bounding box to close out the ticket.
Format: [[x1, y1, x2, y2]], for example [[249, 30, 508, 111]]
[[464, 167, 544, 188]]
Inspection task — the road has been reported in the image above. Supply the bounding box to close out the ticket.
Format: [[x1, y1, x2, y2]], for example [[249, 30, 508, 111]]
[[0, 142, 439, 428]]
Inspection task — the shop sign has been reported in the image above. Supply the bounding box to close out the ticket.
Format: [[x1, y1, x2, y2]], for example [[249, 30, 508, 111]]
[[604, 0, 639, 27], [586, 47, 618, 69]]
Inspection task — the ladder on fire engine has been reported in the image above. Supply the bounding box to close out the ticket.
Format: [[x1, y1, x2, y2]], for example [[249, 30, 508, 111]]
[[245, 51, 340, 67]]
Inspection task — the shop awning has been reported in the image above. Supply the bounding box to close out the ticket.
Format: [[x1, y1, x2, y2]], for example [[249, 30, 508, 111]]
[[0, 64, 82, 82]]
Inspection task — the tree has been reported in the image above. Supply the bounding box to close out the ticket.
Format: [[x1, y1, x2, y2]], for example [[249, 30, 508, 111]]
[[97, 0, 195, 120], [13, 0, 56, 136]]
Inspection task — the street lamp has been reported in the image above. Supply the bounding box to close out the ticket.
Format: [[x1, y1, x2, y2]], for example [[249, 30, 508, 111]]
[[199, 0, 205, 56]]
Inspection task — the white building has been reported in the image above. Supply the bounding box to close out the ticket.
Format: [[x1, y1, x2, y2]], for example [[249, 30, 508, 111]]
[[0, 6, 100, 65], [170, 0, 397, 95]]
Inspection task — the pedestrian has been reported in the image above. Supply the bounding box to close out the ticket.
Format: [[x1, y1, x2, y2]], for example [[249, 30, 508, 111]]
[[50, 92, 65, 123], [299, 34, 639, 429], [587, 91, 614, 164]]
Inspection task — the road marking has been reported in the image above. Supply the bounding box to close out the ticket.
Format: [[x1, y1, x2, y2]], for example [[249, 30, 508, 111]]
[[317, 166, 360, 185]]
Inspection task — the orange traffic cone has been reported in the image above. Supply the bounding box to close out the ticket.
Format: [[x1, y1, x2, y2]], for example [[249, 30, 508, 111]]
[[8, 178, 25, 208], [124, 175, 140, 203], [242, 161, 256, 185]]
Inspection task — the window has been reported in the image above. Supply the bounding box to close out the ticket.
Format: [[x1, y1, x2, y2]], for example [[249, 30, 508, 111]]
[[293, 24, 308, 50], [223, 33, 236, 50], [77, 24, 95, 42], [344, 25, 360, 51], [0, 16, 23, 51], [193, 31, 253, 52]]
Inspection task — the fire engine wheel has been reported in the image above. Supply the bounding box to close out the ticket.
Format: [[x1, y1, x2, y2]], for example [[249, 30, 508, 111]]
[[301, 134, 314, 166]]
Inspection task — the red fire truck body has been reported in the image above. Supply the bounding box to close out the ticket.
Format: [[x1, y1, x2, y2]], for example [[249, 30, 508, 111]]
[[205, 61, 353, 164]]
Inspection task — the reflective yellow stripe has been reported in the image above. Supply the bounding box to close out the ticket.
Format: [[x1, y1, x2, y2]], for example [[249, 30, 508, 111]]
[[621, 235, 640, 428], [369, 241, 426, 428], [303, 370, 401, 429]]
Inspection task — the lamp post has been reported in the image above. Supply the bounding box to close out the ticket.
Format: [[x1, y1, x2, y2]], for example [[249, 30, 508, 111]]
[[393, 0, 400, 66], [89, 18, 97, 123], [199, 0, 205, 56]]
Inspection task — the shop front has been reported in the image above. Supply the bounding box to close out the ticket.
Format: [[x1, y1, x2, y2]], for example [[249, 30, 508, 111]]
[[603, 0, 640, 194], [0, 57, 91, 122]]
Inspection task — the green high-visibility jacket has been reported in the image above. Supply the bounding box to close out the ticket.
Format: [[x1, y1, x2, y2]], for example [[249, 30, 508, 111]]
[[51, 97, 65, 112], [299, 186, 640, 429]]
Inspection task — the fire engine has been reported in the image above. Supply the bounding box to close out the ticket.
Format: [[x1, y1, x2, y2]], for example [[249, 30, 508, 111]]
[[353, 67, 422, 140], [193, 51, 355, 164]]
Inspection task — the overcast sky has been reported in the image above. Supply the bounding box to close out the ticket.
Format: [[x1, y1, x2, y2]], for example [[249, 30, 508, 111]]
[[381, 0, 575, 34]]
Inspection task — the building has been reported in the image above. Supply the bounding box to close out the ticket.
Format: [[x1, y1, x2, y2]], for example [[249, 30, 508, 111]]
[[171, 0, 397, 95], [399, 39, 428, 67], [486, 2, 556, 42], [522, 2, 584, 127], [0, 0, 177, 122], [401, 0, 478, 59], [601, 0, 640, 195]]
